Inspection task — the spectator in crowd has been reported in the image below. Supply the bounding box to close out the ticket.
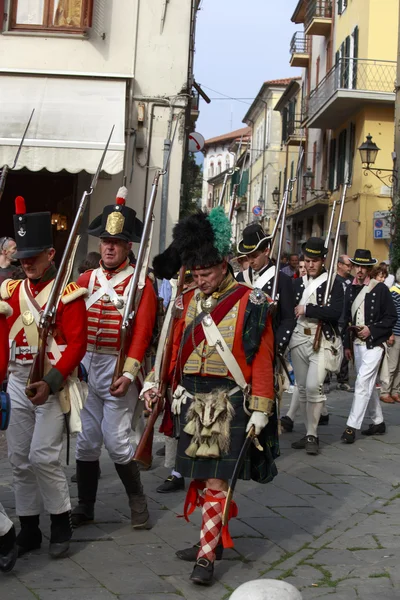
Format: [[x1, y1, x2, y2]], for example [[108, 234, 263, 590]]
[[372, 263, 388, 284], [381, 260, 394, 288], [380, 267, 400, 403], [298, 255, 306, 278], [237, 254, 250, 272], [77, 251, 101, 274], [280, 253, 289, 270], [0, 237, 17, 284], [281, 253, 299, 278]]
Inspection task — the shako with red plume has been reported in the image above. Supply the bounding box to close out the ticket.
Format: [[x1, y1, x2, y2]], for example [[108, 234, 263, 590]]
[[87, 186, 143, 243], [13, 197, 53, 259]]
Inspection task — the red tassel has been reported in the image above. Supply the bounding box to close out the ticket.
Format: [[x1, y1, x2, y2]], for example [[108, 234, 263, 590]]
[[178, 480, 206, 522], [15, 196, 26, 215]]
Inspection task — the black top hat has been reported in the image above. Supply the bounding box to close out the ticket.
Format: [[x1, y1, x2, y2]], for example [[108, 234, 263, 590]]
[[301, 237, 328, 258], [349, 249, 377, 267], [13, 197, 53, 259], [237, 223, 272, 255], [88, 187, 143, 243]]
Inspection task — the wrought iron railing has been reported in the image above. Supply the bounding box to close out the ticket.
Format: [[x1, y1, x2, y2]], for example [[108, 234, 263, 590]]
[[290, 32, 310, 56], [302, 58, 396, 121], [287, 117, 304, 139], [305, 0, 333, 30]]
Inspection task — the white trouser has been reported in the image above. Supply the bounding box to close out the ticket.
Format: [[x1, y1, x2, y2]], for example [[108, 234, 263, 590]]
[[6, 365, 70, 516], [347, 345, 384, 430], [76, 352, 138, 465], [290, 339, 328, 404], [380, 335, 400, 395], [0, 503, 13, 536]]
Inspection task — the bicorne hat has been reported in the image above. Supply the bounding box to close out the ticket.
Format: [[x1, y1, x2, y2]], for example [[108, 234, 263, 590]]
[[13, 196, 53, 259], [152, 207, 232, 280], [349, 249, 378, 267], [301, 237, 328, 259], [237, 223, 272, 255], [88, 187, 143, 243]]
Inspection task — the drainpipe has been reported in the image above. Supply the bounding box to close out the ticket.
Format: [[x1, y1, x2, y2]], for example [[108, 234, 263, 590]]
[[159, 105, 175, 253]]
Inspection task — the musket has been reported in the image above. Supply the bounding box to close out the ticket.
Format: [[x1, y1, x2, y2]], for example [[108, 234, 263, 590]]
[[0, 109, 35, 202], [25, 126, 114, 397], [134, 266, 186, 468], [270, 146, 304, 308], [313, 180, 348, 352]]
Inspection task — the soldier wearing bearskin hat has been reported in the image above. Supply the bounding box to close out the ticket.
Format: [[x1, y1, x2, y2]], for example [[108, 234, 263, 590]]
[[143, 207, 279, 586], [289, 238, 344, 455], [1, 197, 87, 559], [71, 188, 157, 531]]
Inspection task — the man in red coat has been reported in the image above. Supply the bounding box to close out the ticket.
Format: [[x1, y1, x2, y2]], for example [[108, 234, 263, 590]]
[[143, 208, 278, 586], [71, 188, 157, 530], [1, 197, 87, 559]]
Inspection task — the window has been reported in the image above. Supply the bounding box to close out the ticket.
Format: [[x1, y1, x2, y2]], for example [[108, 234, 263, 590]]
[[217, 160, 222, 175], [9, 0, 93, 32], [225, 154, 230, 171], [328, 122, 356, 190], [209, 162, 214, 178]]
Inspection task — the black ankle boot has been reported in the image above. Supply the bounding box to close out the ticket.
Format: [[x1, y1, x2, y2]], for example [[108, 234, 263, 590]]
[[71, 460, 100, 528], [0, 525, 18, 572], [16, 515, 42, 557], [176, 542, 223, 562], [49, 511, 72, 558], [190, 557, 214, 585], [115, 461, 150, 529]]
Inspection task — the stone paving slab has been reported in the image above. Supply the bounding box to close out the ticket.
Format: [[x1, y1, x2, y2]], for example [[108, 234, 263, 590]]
[[2, 385, 400, 598]]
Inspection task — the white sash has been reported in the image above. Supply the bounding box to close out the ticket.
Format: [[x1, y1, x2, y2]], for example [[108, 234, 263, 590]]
[[254, 265, 275, 290], [299, 272, 328, 306], [242, 268, 252, 286], [351, 279, 378, 321], [86, 266, 134, 314], [201, 313, 248, 392]]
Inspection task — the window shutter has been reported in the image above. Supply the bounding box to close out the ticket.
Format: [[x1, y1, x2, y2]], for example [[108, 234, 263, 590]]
[[337, 129, 347, 185], [282, 109, 288, 143], [329, 138, 336, 190], [289, 161, 294, 205], [266, 109, 272, 146], [352, 26, 359, 88], [348, 123, 356, 183], [343, 37, 350, 88], [338, 0, 343, 15]]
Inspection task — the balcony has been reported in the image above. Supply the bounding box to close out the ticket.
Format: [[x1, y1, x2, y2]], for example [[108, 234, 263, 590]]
[[286, 117, 305, 146], [302, 58, 396, 129], [290, 32, 310, 68], [305, 0, 333, 36]]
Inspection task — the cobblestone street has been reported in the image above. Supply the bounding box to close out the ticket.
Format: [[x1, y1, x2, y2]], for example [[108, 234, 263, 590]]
[[1, 384, 400, 599]]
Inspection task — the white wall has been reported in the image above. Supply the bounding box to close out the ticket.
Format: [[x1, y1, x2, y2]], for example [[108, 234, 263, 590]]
[[202, 142, 234, 207]]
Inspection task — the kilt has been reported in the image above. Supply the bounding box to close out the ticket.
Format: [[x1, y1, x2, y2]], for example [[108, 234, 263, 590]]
[[175, 375, 279, 482]]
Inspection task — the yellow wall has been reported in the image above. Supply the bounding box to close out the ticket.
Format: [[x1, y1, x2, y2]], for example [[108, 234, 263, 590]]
[[327, 104, 393, 261], [334, 0, 398, 60]]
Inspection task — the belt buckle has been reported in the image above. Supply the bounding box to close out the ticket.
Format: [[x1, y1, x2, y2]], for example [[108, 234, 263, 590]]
[[304, 328, 312, 336]]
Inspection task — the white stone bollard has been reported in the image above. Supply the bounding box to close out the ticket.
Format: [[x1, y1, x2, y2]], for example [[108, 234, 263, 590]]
[[230, 579, 302, 600]]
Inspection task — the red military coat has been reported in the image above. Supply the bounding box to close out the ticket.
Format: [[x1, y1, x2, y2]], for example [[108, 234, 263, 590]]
[[78, 259, 157, 379]]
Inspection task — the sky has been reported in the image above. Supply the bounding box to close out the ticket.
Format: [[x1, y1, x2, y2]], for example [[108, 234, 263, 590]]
[[194, 0, 300, 141]]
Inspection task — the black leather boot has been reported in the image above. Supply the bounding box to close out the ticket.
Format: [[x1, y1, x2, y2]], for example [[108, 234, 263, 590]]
[[71, 460, 100, 528], [0, 525, 18, 572], [176, 542, 223, 562], [115, 461, 150, 529], [16, 515, 42, 557], [190, 557, 214, 585], [49, 511, 72, 559]]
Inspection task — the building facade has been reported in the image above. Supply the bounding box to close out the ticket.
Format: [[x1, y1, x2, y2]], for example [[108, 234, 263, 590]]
[[0, 0, 200, 265], [288, 0, 398, 260]]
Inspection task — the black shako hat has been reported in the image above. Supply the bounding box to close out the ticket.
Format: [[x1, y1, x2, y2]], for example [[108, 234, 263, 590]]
[[302, 237, 328, 258], [349, 248, 378, 267], [237, 223, 272, 255], [87, 187, 143, 243], [13, 196, 53, 259]]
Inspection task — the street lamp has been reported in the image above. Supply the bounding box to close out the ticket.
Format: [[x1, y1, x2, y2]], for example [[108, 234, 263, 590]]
[[358, 133, 397, 189], [358, 134, 380, 167], [272, 186, 280, 205]]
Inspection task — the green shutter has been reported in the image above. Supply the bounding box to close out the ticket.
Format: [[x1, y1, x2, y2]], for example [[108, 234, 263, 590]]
[[344, 36, 350, 88], [282, 108, 288, 142], [338, 0, 343, 15], [348, 123, 356, 183], [329, 138, 336, 190], [352, 26, 359, 88], [337, 129, 347, 185], [289, 161, 294, 205], [237, 170, 249, 198]]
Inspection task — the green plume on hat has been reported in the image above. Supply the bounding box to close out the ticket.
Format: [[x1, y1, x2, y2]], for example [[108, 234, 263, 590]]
[[207, 206, 232, 258]]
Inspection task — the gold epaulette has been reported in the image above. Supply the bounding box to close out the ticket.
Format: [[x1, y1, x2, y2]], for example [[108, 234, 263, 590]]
[[0, 279, 22, 300], [61, 282, 88, 305]]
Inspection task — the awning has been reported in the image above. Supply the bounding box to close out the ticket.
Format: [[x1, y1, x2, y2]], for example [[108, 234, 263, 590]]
[[0, 75, 126, 174]]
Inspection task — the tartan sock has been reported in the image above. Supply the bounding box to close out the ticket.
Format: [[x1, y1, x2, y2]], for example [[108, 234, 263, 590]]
[[197, 489, 226, 562]]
